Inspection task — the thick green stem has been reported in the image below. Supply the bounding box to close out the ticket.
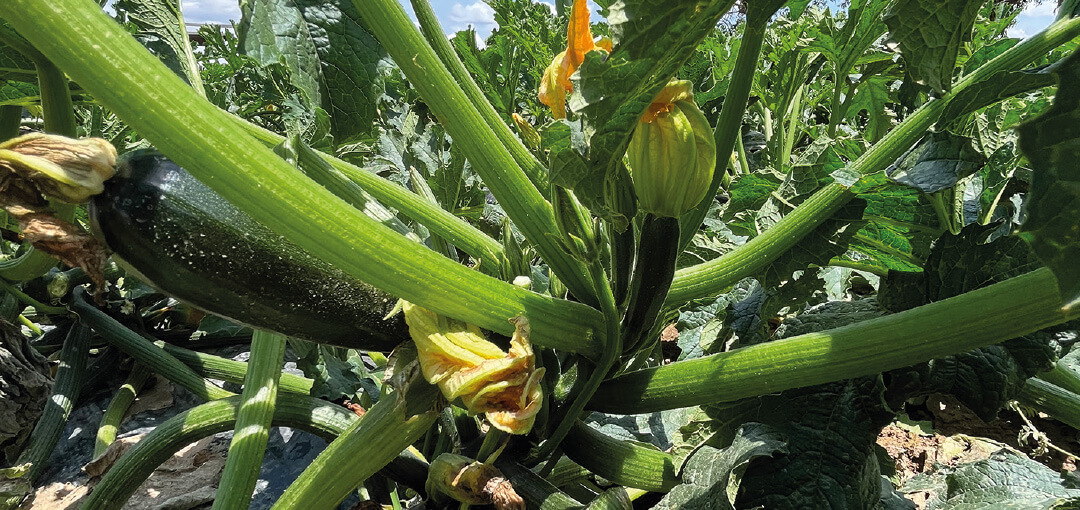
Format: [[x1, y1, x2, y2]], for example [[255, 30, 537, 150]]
[[82, 394, 366, 509], [272, 380, 439, 509], [159, 341, 314, 395], [94, 364, 152, 457], [72, 288, 234, 401], [212, 330, 287, 510], [496, 460, 582, 510], [1036, 363, 1080, 397], [240, 121, 504, 266], [592, 268, 1079, 413], [0, 0, 604, 359], [668, 16, 1080, 306], [410, 0, 548, 193], [1016, 378, 1080, 433], [0, 105, 21, 141], [561, 421, 678, 492], [15, 324, 90, 482], [678, 19, 768, 250], [354, 0, 596, 307], [532, 259, 622, 462]]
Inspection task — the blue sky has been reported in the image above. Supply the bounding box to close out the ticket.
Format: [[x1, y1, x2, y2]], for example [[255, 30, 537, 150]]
[[177, 0, 1058, 39]]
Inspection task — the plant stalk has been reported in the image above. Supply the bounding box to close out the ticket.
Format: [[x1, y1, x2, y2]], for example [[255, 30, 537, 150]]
[[592, 268, 1079, 413], [0, 0, 605, 359], [212, 330, 287, 510], [354, 0, 596, 307], [668, 15, 1080, 306]]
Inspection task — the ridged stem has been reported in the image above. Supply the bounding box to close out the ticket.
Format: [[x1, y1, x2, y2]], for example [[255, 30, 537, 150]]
[[94, 363, 152, 457], [11, 323, 91, 493], [1036, 362, 1080, 397], [677, 18, 768, 250], [271, 378, 440, 509], [410, 0, 548, 193], [239, 121, 504, 266], [1016, 377, 1080, 432], [354, 0, 596, 306], [0, 0, 604, 359], [212, 331, 287, 510], [668, 15, 1080, 306], [159, 341, 313, 395], [72, 288, 234, 401], [561, 421, 678, 492], [0, 105, 21, 141], [592, 268, 1079, 413], [82, 394, 363, 509]]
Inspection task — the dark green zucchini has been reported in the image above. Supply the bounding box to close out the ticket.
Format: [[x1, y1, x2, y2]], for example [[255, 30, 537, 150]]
[[88, 150, 406, 351]]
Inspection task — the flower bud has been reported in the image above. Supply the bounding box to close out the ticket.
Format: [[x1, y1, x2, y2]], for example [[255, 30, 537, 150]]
[[512, 113, 541, 150], [403, 303, 544, 434], [551, 185, 597, 262], [0, 133, 117, 203], [626, 80, 716, 218]]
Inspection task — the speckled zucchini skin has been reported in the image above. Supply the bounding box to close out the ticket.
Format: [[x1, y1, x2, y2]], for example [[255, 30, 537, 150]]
[[89, 150, 406, 350]]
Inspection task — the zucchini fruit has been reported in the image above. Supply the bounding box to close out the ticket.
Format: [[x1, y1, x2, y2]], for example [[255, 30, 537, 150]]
[[88, 150, 406, 351]]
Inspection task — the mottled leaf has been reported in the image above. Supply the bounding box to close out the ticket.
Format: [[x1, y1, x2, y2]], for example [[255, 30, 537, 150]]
[[886, 131, 986, 193], [940, 65, 1057, 127], [729, 377, 894, 509], [653, 424, 787, 510], [884, 0, 984, 94], [240, 0, 384, 142], [1017, 49, 1080, 309], [115, 0, 203, 91], [902, 450, 1080, 509]]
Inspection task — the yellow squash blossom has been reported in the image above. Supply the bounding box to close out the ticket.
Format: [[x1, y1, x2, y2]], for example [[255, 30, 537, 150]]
[[403, 302, 545, 435], [627, 80, 717, 218], [537, 0, 612, 119]]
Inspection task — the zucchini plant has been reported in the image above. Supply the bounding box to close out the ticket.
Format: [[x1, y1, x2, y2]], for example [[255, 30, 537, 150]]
[[0, 0, 1079, 508]]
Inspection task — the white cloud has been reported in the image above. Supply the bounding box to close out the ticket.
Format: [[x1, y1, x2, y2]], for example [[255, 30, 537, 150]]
[[1020, 2, 1057, 18], [181, 0, 241, 24], [446, 1, 497, 34], [1006, 26, 1029, 39]]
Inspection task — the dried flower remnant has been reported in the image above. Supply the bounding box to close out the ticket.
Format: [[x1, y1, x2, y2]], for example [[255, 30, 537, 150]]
[[0, 133, 116, 204], [426, 453, 524, 510], [537, 0, 612, 119], [0, 133, 116, 294], [402, 302, 544, 434]]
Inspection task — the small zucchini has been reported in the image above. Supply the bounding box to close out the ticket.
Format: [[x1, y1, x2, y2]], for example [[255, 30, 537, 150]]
[[89, 150, 406, 351]]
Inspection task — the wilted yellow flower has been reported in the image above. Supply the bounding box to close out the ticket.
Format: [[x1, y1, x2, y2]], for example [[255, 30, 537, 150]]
[[403, 303, 545, 435], [537, 0, 613, 119], [0, 133, 116, 204], [627, 80, 716, 218], [426, 453, 523, 510]]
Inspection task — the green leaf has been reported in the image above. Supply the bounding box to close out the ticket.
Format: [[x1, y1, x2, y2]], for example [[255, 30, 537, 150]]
[[114, 0, 203, 92], [939, 65, 1058, 127], [1017, 49, 1080, 310], [901, 450, 1080, 508], [805, 0, 890, 79], [846, 75, 894, 143], [726, 377, 895, 509], [883, 0, 984, 94], [238, 0, 323, 106], [886, 131, 987, 194], [883, 223, 1072, 420], [759, 199, 867, 289], [294, 0, 385, 143], [653, 424, 787, 510], [239, 0, 384, 143]]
